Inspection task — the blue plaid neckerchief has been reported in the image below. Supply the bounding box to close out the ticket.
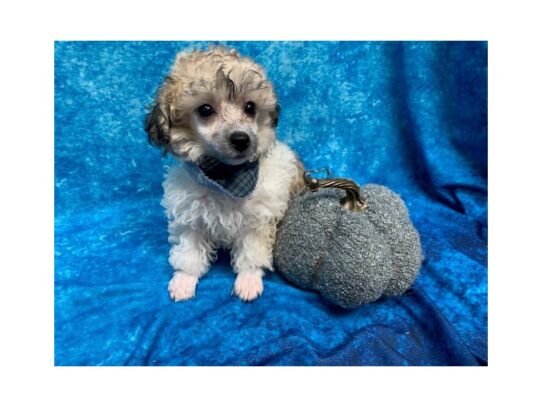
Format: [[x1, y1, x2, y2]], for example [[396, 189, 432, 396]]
[[183, 156, 259, 199]]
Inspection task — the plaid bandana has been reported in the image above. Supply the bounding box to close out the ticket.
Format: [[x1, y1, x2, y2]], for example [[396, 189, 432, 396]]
[[184, 156, 259, 199]]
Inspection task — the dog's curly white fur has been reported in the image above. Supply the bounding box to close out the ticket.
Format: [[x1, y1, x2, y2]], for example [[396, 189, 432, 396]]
[[145, 47, 304, 302]]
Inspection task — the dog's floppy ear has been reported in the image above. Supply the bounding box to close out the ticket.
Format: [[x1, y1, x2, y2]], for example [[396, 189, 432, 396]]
[[144, 101, 171, 150], [271, 103, 280, 128]]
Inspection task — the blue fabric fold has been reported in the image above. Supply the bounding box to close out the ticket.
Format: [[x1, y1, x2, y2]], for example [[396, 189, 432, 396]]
[[55, 41, 487, 366]]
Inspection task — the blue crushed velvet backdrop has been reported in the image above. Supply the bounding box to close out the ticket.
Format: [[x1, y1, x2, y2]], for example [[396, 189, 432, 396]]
[[55, 41, 487, 366]]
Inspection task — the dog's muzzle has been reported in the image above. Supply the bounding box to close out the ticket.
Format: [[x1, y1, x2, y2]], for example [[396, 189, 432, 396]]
[[229, 131, 250, 152]]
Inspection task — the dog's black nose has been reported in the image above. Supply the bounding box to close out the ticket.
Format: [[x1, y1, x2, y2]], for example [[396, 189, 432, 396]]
[[229, 131, 250, 152]]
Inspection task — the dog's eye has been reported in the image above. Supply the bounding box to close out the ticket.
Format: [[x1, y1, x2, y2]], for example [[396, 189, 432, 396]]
[[197, 104, 215, 118], [244, 101, 256, 116]]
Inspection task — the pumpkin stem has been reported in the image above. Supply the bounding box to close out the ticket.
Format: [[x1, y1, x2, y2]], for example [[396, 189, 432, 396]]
[[302, 170, 369, 212]]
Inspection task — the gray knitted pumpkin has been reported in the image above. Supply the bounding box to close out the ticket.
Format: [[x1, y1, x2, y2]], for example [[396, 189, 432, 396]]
[[273, 173, 422, 309]]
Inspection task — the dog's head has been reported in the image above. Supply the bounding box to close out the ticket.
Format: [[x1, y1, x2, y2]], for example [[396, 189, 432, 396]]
[[145, 47, 280, 165]]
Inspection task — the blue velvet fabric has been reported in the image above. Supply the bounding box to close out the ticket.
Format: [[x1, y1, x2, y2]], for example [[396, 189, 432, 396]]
[[54, 41, 487, 366]]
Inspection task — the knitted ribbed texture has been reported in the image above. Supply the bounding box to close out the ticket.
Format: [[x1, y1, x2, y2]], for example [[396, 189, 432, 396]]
[[274, 185, 422, 308]]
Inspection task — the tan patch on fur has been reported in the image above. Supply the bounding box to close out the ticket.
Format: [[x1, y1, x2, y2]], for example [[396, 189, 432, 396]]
[[147, 46, 279, 162], [289, 157, 305, 197]]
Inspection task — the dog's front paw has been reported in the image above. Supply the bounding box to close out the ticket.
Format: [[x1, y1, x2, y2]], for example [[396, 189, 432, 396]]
[[168, 272, 198, 302], [233, 270, 264, 302]]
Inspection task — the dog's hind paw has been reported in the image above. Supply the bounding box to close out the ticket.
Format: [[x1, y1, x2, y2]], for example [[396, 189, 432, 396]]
[[233, 269, 264, 302], [168, 272, 198, 302]]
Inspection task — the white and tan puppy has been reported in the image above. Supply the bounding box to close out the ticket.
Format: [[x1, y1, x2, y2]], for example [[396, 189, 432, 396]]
[[145, 47, 304, 302]]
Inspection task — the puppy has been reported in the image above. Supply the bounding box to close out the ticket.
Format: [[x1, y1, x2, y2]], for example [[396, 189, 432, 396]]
[[145, 47, 304, 302]]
